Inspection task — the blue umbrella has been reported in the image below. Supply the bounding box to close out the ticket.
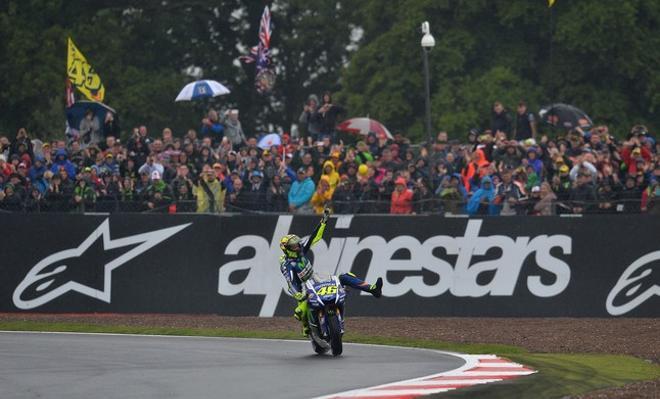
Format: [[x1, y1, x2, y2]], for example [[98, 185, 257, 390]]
[[175, 80, 230, 102]]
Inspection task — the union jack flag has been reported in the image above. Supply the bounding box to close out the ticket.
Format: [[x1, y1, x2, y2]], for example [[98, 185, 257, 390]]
[[240, 6, 276, 94]]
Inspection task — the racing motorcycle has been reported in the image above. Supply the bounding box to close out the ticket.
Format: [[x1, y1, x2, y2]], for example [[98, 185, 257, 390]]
[[304, 275, 346, 356]]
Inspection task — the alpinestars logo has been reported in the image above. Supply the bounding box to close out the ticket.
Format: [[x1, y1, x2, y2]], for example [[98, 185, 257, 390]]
[[606, 250, 660, 316], [13, 219, 191, 310]]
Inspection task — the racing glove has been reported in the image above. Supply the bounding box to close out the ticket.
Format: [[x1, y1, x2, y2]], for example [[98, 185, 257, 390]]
[[293, 292, 306, 301], [321, 207, 330, 224]]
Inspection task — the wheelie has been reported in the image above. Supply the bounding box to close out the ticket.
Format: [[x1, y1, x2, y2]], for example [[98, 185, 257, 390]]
[[279, 207, 383, 356]]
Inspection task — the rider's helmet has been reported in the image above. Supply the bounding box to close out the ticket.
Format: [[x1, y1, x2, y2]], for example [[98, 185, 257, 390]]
[[280, 234, 302, 258]]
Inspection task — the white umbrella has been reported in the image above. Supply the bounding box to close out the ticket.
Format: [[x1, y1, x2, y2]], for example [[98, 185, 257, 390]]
[[175, 80, 230, 102], [258, 133, 281, 150]]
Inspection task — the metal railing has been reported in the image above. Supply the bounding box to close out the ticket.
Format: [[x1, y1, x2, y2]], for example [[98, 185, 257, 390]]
[[0, 197, 654, 216]]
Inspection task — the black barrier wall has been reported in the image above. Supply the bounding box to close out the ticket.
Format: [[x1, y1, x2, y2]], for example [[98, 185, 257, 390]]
[[1, 214, 659, 317]]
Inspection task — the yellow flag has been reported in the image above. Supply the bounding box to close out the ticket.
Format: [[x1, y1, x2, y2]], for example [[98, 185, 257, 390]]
[[67, 37, 105, 101], [548, 0, 556, 7]]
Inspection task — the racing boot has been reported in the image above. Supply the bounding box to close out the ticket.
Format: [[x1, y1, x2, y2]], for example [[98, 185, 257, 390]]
[[293, 307, 304, 321], [369, 277, 383, 298]]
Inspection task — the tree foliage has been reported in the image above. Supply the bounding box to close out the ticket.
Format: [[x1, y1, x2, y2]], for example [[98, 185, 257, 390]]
[[338, 0, 659, 140], [0, 0, 657, 142]]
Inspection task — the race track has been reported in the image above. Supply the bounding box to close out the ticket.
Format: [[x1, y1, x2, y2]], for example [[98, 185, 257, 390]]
[[0, 331, 465, 399]]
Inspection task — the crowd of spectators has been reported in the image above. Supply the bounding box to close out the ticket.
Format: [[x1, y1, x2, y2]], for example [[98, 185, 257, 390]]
[[1, 98, 659, 216]]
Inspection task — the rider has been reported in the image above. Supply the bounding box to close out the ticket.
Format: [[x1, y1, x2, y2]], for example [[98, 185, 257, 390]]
[[279, 208, 383, 336]]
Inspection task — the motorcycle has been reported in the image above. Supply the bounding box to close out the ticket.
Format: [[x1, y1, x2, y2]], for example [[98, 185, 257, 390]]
[[304, 275, 346, 356]]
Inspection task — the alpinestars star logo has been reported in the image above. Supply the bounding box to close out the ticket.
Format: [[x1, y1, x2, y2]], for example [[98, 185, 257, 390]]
[[13, 219, 191, 310], [606, 250, 660, 316]]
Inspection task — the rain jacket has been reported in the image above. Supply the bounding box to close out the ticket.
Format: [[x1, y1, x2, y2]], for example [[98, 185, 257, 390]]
[[310, 175, 334, 214], [321, 160, 340, 190], [288, 177, 315, 208], [461, 149, 489, 192], [390, 187, 414, 214], [50, 149, 77, 179], [467, 176, 498, 215], [194, 176, 226, 213]]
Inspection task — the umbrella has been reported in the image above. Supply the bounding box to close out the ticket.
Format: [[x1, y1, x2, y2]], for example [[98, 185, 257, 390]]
[[336, 117, 393, 140], [175, 80, 230, 102], [258, 133, 282, 150], [539, 103, 593, 130]]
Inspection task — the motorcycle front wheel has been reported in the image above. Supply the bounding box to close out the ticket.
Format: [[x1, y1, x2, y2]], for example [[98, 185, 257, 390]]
[[328, 313, 343, 356]]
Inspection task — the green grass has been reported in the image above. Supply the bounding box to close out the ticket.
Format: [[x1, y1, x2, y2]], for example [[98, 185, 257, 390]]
[[1, 320, 658, 399]]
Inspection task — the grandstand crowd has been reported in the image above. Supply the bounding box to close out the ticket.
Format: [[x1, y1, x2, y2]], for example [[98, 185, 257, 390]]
[[1, 98, 659, 215]]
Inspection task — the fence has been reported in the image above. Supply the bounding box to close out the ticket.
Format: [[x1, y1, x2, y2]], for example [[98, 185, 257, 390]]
[[0, 197, 650, 215]]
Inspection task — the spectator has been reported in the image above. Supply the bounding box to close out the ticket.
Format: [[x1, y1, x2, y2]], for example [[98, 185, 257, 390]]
[[138, 154, 164, 177], [103, 112, 120, 139], [412, 178, 433, 214], [318, 92, 346, 141], [390, 177, 413, 214], [617, 176, 642, 213], [641, 166, 660, 214], [288, 167, 315, 213], [333, 176, 356, 214], [224, 109, 247, 149], [311, 175, 334, 214], [266, 174, 288, 212], [321, 160, 340, 191], [173, 182, 195, 213], [201, 109, 224, 144], [79, 109, 102, 147], [438, 174, 466, 215], [569, 172, 598, 214], [50, 149, 77, 179], [243, 170, 267, 210], [0, 183, 23, 211], [522, 186, 542, 215], [72, 178, 96, 212], [491, 101, 512, 137], [355, 141, 374, 165], [194, 165, 226, 213], [494, 169, 524, 216], [514, 101, 537, 141], [299, 94, 323, 142], [533, 182, 557, 216], [24, 187, 45, 213], [467, 176, 497, 215]]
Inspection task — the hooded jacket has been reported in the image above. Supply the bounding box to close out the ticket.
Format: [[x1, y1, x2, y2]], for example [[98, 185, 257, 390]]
[[321, 160, 340, 190], [310, 175, 334, 214], [50, 149, 77, 179], [467, 176, 498, 215]]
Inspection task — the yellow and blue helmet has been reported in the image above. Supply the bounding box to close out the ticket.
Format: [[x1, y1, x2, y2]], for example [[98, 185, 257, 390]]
[[280, 234, 302, 258]]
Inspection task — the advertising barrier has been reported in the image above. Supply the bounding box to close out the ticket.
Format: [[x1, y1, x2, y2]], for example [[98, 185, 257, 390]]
[[1, 214, 658, 317]]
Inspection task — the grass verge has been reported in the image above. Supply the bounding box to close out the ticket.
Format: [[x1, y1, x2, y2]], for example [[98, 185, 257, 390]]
[[1, 320, 658, 399]]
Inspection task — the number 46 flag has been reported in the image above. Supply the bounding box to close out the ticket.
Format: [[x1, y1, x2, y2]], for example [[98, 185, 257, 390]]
[[67, 37, 105, 101]]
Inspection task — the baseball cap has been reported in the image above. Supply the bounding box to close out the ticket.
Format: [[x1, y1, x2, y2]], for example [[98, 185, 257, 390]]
[[251, 170, 263, 178], [106, 152, 113, 158], [18, 162, 27, 168], [531, 186, 541, 193], [559, 165, 570, 173], [151, 170, 161, 180], [297, 167, 306, 174]]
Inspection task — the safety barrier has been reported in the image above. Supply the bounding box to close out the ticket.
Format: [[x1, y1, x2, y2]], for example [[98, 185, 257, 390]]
[[1, 213, 658, 317]]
